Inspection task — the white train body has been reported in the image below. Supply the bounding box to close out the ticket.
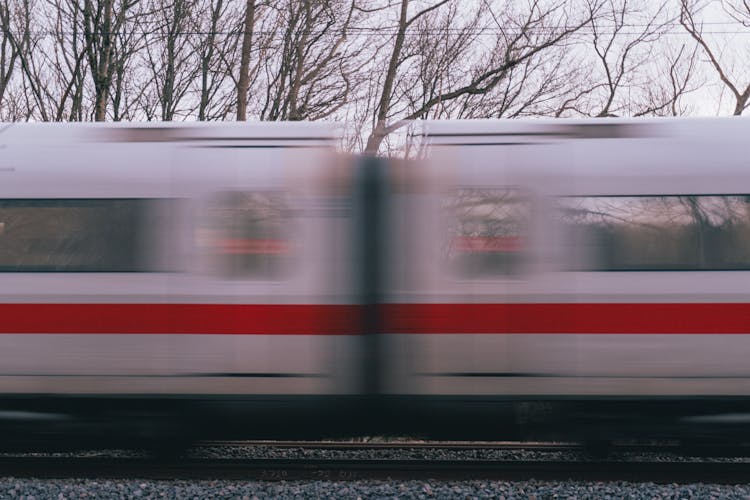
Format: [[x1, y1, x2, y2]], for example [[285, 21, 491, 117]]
[[1, 118, 750, 444]]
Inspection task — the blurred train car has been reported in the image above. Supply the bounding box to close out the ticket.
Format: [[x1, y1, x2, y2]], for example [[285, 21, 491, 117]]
[[0, 123, 366, 448], [3, 118, 750, 450], [381, 118, 750, 444]]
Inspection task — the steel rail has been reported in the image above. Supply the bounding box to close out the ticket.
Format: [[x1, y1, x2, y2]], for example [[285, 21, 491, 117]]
[[0, 456, 749, 483]]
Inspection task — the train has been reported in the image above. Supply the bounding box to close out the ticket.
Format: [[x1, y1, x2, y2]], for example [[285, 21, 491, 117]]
[[1, 118, 750, 450]]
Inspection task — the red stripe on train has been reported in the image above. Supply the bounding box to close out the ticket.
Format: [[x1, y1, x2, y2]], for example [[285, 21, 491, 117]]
[[383, 303, 750, 334], [0, 304, 359, 334], [0, 303, 749, 335]]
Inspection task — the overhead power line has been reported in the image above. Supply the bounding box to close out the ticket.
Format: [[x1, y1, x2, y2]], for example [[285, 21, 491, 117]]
[[5, 27, 750, 36]]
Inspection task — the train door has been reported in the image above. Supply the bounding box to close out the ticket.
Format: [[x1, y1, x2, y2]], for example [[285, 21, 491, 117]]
[[377, 123, 577, 437], [168, 134, 360, 405]]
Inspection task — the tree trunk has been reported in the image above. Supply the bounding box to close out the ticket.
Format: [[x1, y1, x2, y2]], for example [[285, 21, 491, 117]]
[[236, 0, 256, 121], [364, 0, 408, 155]]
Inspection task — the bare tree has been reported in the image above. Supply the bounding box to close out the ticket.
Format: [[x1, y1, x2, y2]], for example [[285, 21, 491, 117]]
[[47, 0, 95, 121], [256, 0, 365, 122], [1, 0, 96, 121], [680, 0, 750, 115], [81, 0, 141, 121], [1, 0, 55, 120], [0, 0, 19, 109], [0, 0, 743, 127], [140, 0, 197, 120], [644, 40, 701, 116], [108, 0, 149, 120], [187, 0, 262, 121], [591, 0, 669, 116], [363, 0, 598, 155], [553, 0, 699, 118], [449, 24, 584, 119]]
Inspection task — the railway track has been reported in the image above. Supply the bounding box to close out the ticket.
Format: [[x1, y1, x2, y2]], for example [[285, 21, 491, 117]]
[[1, 444, 750, 483], [0, 456, 748, 483]]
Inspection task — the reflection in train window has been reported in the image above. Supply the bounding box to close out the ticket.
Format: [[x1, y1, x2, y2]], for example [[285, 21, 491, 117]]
[[558, 195, 750, 271], [0, 199, 159, 272], [199, 192, 292, 279], [444, 188, 531, 277]]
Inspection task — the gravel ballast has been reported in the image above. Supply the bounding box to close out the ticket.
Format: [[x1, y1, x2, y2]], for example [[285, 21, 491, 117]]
[[1, 478, 750, 499], [3, 444, 750, 498]]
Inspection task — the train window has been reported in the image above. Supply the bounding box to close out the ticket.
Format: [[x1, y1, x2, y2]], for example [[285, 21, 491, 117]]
[[443, 188, 531, 277], [558, 195, 750, 271], [198, 191, 292, 279], [0, 199, 160, 272]]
